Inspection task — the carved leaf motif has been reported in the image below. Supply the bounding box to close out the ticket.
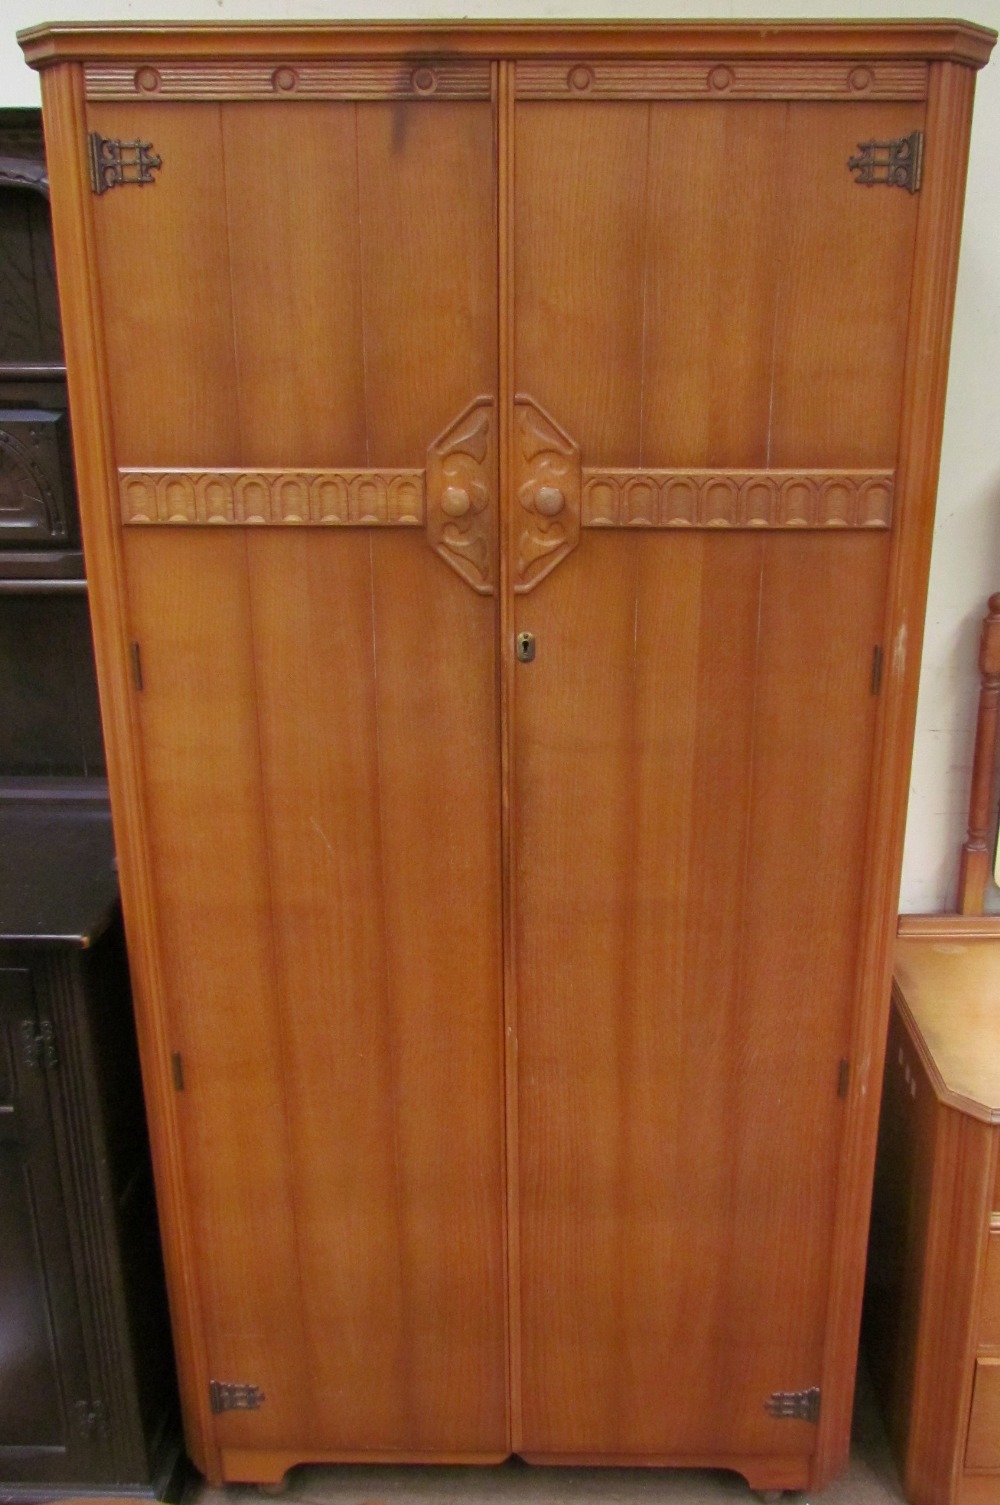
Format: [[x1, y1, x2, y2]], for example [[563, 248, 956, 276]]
[[426, 396, 496, 595], [513, 395, 581, 593]]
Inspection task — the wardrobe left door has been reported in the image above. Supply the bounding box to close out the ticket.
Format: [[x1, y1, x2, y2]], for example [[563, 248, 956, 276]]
[[87, 93, 506, 1471]]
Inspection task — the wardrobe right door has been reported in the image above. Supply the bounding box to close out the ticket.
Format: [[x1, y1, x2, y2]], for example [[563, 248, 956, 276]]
[[508, 84, 921, 1469]]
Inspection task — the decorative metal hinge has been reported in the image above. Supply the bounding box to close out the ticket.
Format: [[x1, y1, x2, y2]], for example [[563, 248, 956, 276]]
[[88, 132, 163, 195], [74, 1398, 108, 1439], [21, 1018, 58, 1070], [848, 131, 923, 193], [765, 1387, 821, 1423], [209, 1380, 266, 1415]]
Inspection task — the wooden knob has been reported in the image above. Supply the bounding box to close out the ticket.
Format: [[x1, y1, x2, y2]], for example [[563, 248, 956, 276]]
[[441, 485, 471, 518], [535, 485, 564, 517]]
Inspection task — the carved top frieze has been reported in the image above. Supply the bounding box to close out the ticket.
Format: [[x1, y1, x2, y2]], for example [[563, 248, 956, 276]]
[[515, 58, 928, 101], [84, 58, 492, 101]]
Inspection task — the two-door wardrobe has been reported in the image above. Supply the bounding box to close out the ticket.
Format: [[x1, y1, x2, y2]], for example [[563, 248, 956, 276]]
[[19, 18, 995, 1497]]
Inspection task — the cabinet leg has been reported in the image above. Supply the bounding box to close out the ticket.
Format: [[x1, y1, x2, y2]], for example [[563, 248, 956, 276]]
[[258, 1478, 290, 1496]]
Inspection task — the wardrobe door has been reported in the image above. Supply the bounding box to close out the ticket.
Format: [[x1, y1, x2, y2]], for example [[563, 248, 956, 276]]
[[509, 88, 920, 1467], [88, 94, 506, 1465]]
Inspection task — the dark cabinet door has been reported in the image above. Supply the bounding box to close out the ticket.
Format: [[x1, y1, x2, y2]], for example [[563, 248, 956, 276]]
[[0, 965, 108, 1484]]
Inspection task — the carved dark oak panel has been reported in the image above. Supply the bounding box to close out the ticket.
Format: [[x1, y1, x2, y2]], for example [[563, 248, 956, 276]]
[[0, 187, 62, 365], [0, 409, 74, 545]]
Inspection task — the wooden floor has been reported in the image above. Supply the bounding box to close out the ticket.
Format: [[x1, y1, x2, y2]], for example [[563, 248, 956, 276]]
[[185, 1366, 903, 1504]]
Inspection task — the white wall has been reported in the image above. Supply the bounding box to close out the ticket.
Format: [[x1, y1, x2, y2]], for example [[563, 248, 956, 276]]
[[4, 0, 999, 913]]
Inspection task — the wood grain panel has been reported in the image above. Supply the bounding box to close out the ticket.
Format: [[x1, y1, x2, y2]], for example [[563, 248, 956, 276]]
[[726, 530, 888, 1410], [768, 102, 922, 468], [122, 528, 309, 1450], [514, 103, 645, 463], [514, 534, 766, 1454], [87, 103, 238, 467], [514, 530, 885, 1457], [237, 95, 504, 1455], [352, 97, 505, 1450], [638, 102, 784, 468], [246, 530, 504, 1452], [356, 100, 497, 464], [221, 102, 365, 469]]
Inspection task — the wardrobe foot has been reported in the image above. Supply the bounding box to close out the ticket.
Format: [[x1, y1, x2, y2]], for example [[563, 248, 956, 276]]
[[258, 1478, 290, 1496]]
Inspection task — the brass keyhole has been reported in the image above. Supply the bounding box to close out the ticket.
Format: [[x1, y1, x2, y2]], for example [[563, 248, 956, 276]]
[[516, 631, 536, 663]]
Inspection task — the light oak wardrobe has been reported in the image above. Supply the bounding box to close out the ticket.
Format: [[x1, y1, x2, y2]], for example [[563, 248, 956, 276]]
[[19, 18, 995, 1495]]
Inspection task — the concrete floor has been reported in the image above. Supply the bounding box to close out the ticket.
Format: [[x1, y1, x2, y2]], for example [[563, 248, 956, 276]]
[[188, 1367, 905, 1505]]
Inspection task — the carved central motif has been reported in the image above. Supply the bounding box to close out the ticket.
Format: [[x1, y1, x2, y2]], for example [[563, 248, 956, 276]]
[[426, 396, 496, 595], [513, 395, 581, 593]]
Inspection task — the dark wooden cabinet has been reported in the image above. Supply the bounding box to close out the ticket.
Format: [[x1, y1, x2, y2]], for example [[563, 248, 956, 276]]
[[0, 791, 182, 1501]]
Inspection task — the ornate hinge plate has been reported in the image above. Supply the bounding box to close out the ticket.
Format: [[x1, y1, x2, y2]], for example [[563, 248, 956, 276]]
[[765, 1387, 821, 1423], [21, 1018, 58, 1070], [209, 1380, 266, 1414], [88, 132, 163, 195], [848, 131, 922, 192]]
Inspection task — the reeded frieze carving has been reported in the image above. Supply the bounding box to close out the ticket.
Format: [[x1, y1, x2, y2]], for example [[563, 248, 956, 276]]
[[515, 58, 927, 100], [85, 59, 492, 101], [581, 469, 894, 530], [513, 395, 581, 593], [426, 396, 496, 595], [119, 468, 424, 526]]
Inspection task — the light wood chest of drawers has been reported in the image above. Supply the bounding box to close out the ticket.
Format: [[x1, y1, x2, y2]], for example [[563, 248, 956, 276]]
[[867, 932, 1000, 1505]]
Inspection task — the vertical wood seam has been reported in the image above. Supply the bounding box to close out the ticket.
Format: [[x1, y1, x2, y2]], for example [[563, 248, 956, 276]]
[[241, 529, 314, 1434], [497, 55, 520, 1455], [218, 105, 246, 463], [354, 103, 371, 467], [636, 104, 653, 469], [366, 530, 414, 1435], [763, 102, 790, 470]]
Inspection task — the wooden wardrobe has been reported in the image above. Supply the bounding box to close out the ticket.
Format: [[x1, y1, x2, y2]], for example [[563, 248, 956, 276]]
[[19, 19, 994, 1496]]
